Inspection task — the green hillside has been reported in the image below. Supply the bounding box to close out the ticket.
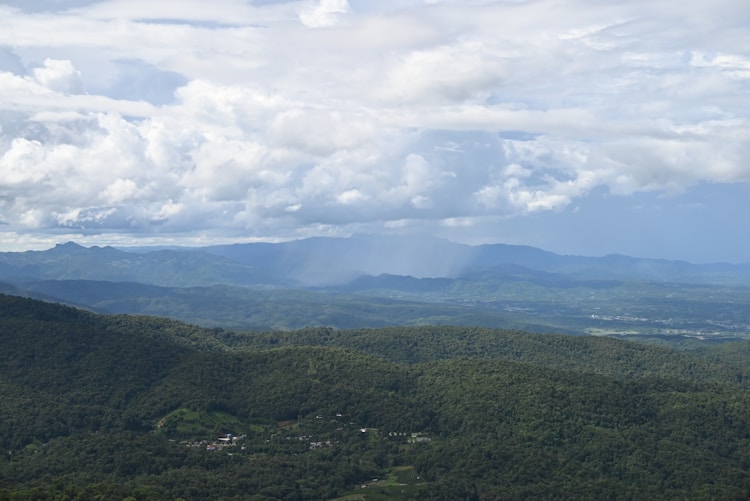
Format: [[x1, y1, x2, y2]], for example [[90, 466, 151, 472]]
[[217, 325, 750, 388], [2, 294, 750, 499]]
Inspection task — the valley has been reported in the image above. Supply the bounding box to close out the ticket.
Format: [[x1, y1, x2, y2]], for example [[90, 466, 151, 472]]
[[0, 237, 748, 346]]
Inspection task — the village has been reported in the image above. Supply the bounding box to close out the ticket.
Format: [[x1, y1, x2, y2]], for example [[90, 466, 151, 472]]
[[176, 412, 432, 456]]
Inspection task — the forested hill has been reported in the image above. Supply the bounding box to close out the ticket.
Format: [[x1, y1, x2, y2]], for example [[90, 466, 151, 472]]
[[223, 325, 750, 386], [3, 294, 750, 499]]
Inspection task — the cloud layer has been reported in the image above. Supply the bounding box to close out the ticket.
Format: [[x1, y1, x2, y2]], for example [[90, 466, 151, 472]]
[[0, 0, 748, 252]]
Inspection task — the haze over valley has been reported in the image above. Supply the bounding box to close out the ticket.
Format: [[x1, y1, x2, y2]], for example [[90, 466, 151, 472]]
[[1, 236, 748, 346]]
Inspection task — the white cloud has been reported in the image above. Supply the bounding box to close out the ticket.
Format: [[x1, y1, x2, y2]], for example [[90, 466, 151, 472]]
[[32, 58, 85, 94], [376, 40, 507, 104], [337, 188, 367, 204], [53, 206, 117, 227], [103, 178, 138, 204], [299, 0, 350, 28]]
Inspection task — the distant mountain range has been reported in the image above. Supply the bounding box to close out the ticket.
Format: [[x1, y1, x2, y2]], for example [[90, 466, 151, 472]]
[[1, 236, 749, 337], [2, 235, 749, 288]]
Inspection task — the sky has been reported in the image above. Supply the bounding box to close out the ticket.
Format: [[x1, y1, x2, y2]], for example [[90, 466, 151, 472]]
[[0, 0, 748, 263]]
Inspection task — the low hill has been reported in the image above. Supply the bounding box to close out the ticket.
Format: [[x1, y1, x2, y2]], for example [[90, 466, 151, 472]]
[[6, 278, 543, 331]]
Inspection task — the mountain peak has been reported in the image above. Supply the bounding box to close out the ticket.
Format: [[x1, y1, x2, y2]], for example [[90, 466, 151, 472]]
[[46, 242, 91, 256], [53, 241, 86, 251], [55, 241, 83, 248]]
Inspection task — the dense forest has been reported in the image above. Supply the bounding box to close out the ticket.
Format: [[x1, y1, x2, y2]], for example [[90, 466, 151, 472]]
[[2, 293, 750, 499]]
